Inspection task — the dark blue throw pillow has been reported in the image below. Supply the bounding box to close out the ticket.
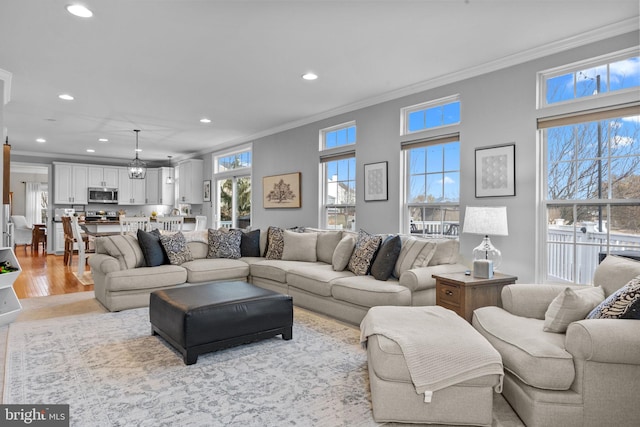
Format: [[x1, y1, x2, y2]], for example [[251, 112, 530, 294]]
[[240, 229, 261, 257], [370, 235, 402, 281], [137, 228, 169, 267]]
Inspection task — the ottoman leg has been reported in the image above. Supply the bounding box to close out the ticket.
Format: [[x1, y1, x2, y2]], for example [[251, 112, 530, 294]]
[[184, 351, 198, 365], [282, 327, 292, 341]]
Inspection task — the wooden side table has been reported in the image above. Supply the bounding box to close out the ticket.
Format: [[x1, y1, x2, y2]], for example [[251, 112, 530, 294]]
[[433, 272, 518, 323]]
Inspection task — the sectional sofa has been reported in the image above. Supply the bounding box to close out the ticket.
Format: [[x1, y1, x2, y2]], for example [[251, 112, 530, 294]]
[[88, 227, 467, 324]]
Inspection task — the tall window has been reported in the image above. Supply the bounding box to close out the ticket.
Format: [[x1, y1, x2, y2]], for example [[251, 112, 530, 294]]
[[320, 122, 356, 230], [540, 107, 640, 284], [403, 134, 460, 237], [214, 148, 252, 229]]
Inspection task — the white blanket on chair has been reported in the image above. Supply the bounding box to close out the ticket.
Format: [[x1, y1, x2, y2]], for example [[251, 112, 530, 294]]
[[360, 305, 503, 402]]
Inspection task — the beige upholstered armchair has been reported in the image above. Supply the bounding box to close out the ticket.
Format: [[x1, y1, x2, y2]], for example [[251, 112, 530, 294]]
[[472, 255, 640, 427], [10, 215, 33, 251]]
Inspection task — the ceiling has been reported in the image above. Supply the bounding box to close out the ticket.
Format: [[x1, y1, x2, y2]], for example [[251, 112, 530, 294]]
[[1, 1, 638, 166]]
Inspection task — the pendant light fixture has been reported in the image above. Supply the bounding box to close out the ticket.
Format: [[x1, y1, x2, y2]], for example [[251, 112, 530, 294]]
[[166, 156, 174, 184], [128, 129, 147, 179]]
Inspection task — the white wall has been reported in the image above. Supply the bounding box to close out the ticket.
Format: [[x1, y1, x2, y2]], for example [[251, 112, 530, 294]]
[[246, 31, 638, 283]]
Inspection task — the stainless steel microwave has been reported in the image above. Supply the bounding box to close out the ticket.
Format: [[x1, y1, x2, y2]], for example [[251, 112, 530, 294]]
[[88, 187, 118, 204]]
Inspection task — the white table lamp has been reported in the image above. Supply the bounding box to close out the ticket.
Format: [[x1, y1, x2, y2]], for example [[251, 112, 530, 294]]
[[462, 206, 509, 269]]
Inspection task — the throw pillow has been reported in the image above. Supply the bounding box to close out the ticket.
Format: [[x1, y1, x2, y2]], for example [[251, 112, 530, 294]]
[[428, 239, 460, 266], [393, 237, 437, 278], [137, 229, 169, 267], [332, 235, 356, 271], [264, 226, 285, 260], [215, 229, 243, 259], [282, 230, 318, 262], [240, 229, 261, 257], [347, 229, 382, 276], [543, 286, 605, 333], [160, 231, 194, 265], [587, 275, 640, 319], [314, 231, 343, 264], [370, 235, 402, 281], [98, 234, 146, 270]]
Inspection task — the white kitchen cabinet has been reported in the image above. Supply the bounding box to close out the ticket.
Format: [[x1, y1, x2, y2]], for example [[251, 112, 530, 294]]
[[178, 159, 203, 204], [54, 222, 65, 253], [88, 166, 119, 188], [145, 167, 175, 205], [54, 163, 88, 204], [118, 168, 146, 205]]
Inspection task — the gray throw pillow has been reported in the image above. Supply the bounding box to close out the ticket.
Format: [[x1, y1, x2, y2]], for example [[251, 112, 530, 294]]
[[543, 286, 605, 333], [370, 235, 402, 281], [240, 229, 261, 257], [282, 230, 318, 262], [332, 235, 356, 271]]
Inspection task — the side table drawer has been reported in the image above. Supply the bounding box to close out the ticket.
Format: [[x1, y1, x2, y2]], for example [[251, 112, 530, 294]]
[[438, 282, 461, 306]]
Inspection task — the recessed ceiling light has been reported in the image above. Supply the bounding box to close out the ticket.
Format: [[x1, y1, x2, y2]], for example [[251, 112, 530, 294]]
[[135, 148, 142, 152], [58, 94, 74, 101], [86, 149, 95, 153], [36, 138, 46, 143], [98, 138, 109, 142], [66, 4, 93, 18], [200, 118, 211, 123], [302, 72, 318, 81]]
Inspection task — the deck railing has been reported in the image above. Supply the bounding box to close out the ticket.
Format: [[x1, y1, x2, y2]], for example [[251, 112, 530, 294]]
[[547, 224, 640, 284]]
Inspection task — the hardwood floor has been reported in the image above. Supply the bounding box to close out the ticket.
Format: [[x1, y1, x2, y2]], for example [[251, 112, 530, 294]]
[[11, 247, 93, 299]]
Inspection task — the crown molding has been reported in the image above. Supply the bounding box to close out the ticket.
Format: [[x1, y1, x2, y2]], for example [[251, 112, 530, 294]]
[[209, 18, 639, 153], [0, 68, 12, 105]]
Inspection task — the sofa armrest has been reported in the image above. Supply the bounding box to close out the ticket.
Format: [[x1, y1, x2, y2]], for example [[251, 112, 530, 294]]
[[501, 283, 584, 319], [88, 253, 122, 275], [566, 319, 640, 364], [399, 263, 467, 292]]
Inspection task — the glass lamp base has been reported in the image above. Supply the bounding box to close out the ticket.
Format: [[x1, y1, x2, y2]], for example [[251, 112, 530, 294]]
[[472, 236, 502, 269]]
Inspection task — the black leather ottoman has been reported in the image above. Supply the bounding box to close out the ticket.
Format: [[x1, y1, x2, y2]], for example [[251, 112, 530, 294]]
[[149, 281, 293, 365]]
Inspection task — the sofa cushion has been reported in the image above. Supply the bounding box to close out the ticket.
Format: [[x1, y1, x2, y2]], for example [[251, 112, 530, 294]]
[[428, 239, 460, 266], [282, 230, 317, 262], [544, 286, 605, 333], [187, 241, 209, 259], [160, 231, 194, 265], [332, 234, 356, 271], [370, 235, 402, 281], [587, 275, 640, 319], [347, 229, 382, 275], [240, 229, 261, 257], [264, 226, 285, 260], [473, 306, 575, 390], [314, 230, 342, 264], [593, 255, 640, 296], [331, 275, 411, 308], [180, 258, 250, 283], [393, 236, 437, 278], [287, 264, 354, 297], [106, 265, 187, 292], [250, 260, 322, 284], [97, 234, 145, 270], [137, 229, 169, 267]]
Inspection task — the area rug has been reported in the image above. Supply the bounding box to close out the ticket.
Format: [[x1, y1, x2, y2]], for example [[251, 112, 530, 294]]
[[3, 306, 378, 426]]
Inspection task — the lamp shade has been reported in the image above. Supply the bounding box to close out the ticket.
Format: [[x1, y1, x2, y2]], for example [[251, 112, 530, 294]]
[[462, 206, 508, 236]]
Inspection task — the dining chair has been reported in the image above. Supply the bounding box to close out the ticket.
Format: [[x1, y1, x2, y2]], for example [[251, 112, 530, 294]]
[[61, 216, 89, 265], [156, 216, 184, 232], [10, 215, 33, 252], [194, 215, 207, 231], [70, 216, 95, 276], [120, 216, 150, 235]]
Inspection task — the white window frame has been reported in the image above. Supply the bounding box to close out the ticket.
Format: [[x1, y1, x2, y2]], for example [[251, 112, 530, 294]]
[[319, 120, 356, 151], [400, 94, 461, 136], [537, 46, 640, 109], [212, 144, 252, 229]]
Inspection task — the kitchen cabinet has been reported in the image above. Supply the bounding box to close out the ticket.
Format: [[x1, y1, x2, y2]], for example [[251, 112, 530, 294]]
[[146, 167, 175, 205], [54, 163, 88, 204], [88, 166, 119, 188], [178, 159, 203, 204], [118, 168, 146, 205]]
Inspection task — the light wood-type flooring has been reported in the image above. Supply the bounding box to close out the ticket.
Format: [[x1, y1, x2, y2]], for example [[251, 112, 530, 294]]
[[10, 244, 92, 299]]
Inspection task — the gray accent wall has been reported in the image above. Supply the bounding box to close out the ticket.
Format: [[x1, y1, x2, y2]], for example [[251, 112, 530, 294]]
[[247, 31, 639, 283]]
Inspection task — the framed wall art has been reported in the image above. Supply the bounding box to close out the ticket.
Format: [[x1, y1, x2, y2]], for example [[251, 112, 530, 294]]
[[203, 180, 211, 202], [475, 143, 516, 198], [364, 161, 388, 201], [263, 172, 301, 208]]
